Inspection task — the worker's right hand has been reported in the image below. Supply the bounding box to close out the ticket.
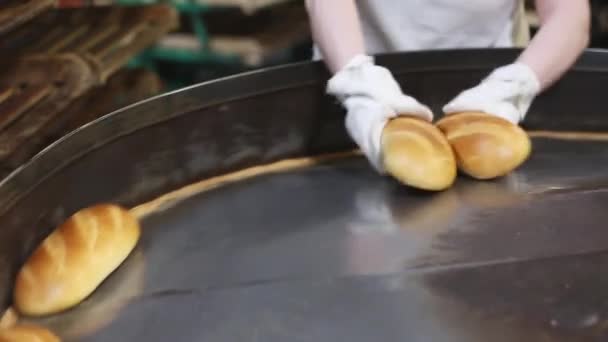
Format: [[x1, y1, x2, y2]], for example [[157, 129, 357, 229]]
[[326, 54, 433, 173]]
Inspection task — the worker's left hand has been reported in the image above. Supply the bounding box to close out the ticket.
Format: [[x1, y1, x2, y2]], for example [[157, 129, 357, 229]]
[[442, 63, 541, 124]]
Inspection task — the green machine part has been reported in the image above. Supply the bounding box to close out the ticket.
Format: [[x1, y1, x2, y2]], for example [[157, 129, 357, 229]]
[[116, 0, 242, 89]]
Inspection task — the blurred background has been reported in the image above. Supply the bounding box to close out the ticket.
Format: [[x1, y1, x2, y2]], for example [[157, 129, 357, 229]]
[[0, 0, 605, 177]]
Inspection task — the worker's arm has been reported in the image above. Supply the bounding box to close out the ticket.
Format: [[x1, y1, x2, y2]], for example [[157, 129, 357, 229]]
[[304, 0, 365, 73], [305, 0, 432, 173], [444, 0, 590, 124], [518, 0, 590, 89]]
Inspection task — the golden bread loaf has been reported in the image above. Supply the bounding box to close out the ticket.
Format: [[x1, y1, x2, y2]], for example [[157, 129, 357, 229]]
[[13, 204, 141, 317], [36, 250, 146, 340], [0, 324, 60, 342], [436, 112, 531, 180], [381, 116, 457, 191]]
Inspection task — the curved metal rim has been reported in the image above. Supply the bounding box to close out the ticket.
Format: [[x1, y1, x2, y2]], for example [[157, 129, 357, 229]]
[[1, 48, 608, 212]]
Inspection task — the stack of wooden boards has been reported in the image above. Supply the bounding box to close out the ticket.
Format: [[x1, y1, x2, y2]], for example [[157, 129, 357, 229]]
[[0, 2, 178, 178]]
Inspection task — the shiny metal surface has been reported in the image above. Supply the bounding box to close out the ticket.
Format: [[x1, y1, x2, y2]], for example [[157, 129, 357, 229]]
[[22, 137, 608, 341], [3, 49, 608, 341]]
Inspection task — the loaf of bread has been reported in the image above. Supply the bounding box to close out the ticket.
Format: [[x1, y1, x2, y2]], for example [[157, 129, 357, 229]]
[[0, 324, 60, 342], [43, 250, 146, 340], [13, 204, 141, 316], [436, 112, 531, 180], [381, 116, 457, 191]]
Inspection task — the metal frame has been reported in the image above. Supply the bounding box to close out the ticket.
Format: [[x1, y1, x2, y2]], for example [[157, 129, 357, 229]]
[[2, 48, 608, 312]]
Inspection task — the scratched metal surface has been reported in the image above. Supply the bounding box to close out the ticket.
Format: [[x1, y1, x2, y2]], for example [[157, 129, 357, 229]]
[[19, 137, 608, 342], [3, 49, 608, 341]]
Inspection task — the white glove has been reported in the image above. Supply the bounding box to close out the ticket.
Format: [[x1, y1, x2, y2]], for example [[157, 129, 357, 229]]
[[443, 63, 541, 124], [341, 96, 392, 172], [326, 54, 433, 173]]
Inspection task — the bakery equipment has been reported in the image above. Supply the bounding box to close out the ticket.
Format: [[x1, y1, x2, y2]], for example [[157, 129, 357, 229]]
[[1, 48, 608, 341]]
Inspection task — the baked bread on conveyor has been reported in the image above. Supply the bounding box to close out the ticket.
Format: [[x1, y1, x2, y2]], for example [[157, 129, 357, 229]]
[[382, 116, 457, 191], [436, 111, 531, 179], [22, 249, 146, 340], [13, 204, 141, 316]]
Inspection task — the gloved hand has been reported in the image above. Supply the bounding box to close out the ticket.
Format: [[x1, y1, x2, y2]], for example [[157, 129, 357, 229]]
[[326, 54, 433, 172], [443, 63, 541, 124]]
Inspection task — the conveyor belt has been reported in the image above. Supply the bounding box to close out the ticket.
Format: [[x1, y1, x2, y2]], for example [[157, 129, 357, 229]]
[[10, 135, 608, 341], [1, 48, 608, 341]]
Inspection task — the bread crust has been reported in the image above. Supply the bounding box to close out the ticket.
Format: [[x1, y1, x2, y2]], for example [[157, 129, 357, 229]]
[[436, 112, 531, 180], [382, 116, 457, 191], [13, 204, 141, 317]]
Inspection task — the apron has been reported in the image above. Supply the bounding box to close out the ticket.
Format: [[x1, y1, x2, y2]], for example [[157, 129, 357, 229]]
[[313, 0, 529, 59], [512, 0, 530, 47]]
